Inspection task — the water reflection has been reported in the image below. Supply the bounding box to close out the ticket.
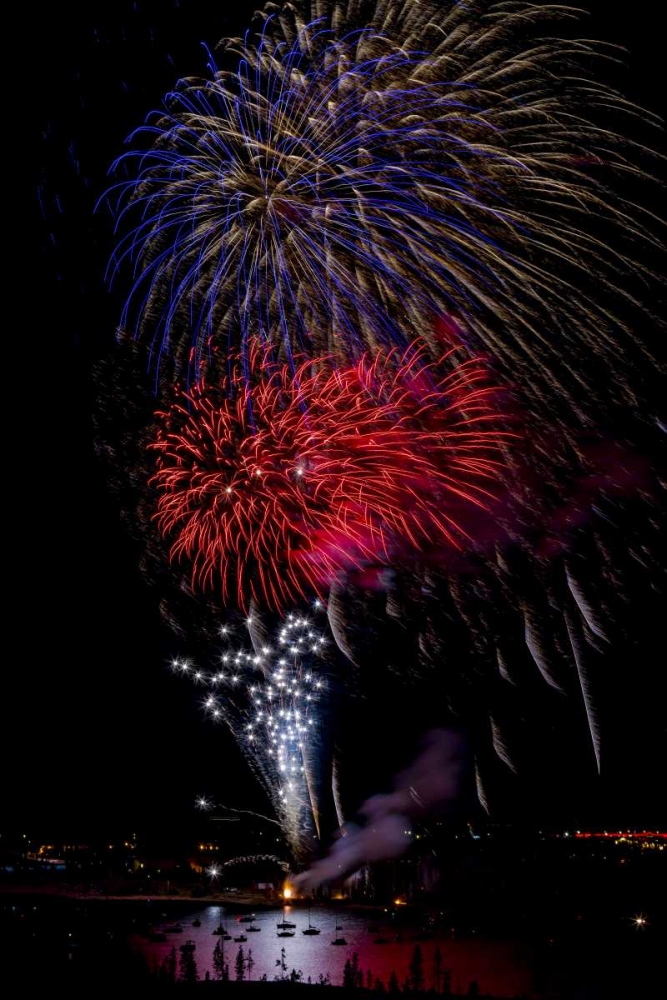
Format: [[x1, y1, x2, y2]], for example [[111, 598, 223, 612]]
[[134, 903, 533, 995]]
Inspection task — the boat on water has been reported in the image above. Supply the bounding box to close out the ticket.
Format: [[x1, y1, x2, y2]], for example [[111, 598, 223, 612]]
[[212, 925, 225, 936], [246, 925, 261, 932], [331, 916, 346, 945], [180, 940, 196, 953], [302, 909, 321, 935], [192, 919, 201, 928], [277, 930, 295, 937], [234, 934, 248, 943], [276, 921, 296, 929], [239, 914, 256, 923]]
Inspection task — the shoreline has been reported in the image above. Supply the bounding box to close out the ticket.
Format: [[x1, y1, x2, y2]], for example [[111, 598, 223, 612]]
[[0, 886, 397, 913]]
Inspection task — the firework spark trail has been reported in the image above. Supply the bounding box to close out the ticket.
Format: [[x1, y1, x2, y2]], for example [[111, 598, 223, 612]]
[[92, 1, 666, 817], [174, 607, 331, 858], [219, 854, 290, 873], [150, 341, 510, 612], [107, 0, 661, 420]]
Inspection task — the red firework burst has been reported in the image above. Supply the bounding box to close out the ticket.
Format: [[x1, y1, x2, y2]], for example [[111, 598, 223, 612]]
[[298, 346, 509, 576], [150, 344, 510, 611], [150, 345, 328, 611]]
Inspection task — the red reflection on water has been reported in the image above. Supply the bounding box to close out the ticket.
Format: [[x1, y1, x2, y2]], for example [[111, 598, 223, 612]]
[[134, 905, 533, 996]]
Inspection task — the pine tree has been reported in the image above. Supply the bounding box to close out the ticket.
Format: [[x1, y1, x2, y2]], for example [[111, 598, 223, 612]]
[[366, 969, 374, 990], [374, 976, 386, 991], [352, 952, 362, 989], [213, 938, 225, 980], [160, 946, 177, 983], [235, 945, 246, 981], [246, 947, 255, 981], [409, 946, 425, 992], [388, 970, 400, 994], [179, 948, 199, 983], [433, 948, 443, 993], [443, 968, 452, 996], [342, 952, 364, 989], [275, 946, 287, 979]]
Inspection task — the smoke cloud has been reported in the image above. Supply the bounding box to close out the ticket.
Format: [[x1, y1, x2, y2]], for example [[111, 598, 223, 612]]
[[295, 728, 467, 889]]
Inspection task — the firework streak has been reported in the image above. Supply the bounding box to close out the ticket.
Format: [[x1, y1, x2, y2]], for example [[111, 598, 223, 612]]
[[106, 0, 659, 422], [149, 342, 510, 611], [175, 607, 332, 857]]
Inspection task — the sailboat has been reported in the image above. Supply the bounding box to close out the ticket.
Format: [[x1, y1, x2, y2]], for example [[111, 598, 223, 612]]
[[302, 904, 321, 935], [213, 911, 232, 939], [331, 916, 346, 946], [276, 907, 296, 930]]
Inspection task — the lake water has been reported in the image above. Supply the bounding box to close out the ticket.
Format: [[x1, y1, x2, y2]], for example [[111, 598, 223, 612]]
[[134, 903, 534, 995]]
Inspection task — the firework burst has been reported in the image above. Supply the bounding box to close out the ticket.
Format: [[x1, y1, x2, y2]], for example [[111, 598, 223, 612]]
[[175, 608, 331, 858], [94, 1, 665, 822], [150, 342, 509, 612], [150, 343, 322, 612], [107, 0, 660, 419]]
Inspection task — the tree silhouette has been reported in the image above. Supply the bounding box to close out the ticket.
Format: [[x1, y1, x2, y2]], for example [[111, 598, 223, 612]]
[[275, 946, 287, 979], [178, 947, 199, 983], [213, 938, 225, 981], [409, 945, 425, 992], [343, 952, 362, 989], [235, 945, 246, 981], [433, 948, 443, 993], [160, 946, 177, 983]]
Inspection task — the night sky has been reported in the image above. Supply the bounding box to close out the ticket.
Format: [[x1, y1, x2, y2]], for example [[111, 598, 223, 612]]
[[6, 1, 665, 842]]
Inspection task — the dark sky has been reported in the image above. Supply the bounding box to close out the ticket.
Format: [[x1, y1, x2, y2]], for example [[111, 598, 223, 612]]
[[6, 1, 665, 842]]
